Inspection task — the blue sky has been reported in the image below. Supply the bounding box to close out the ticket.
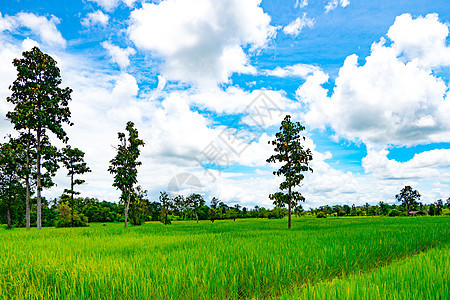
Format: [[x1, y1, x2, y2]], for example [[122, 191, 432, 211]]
[[0, 0, 449, 208]]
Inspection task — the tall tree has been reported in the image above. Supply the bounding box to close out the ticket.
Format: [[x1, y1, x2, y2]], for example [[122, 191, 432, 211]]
[[267, 115, 313, 228], [209, 197, 220, 223], [6, 46, 72, 230], [186, 193, 205, 223], [60, 145, 91, 227], [108, 121, 145, 228], [159, 191, 172, 225], [395, 186, 421, 214]]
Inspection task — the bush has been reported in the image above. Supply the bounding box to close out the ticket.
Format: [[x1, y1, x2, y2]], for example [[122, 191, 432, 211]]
[[268, 207, 288, 219], [316, 212, 326, 218], [388, 209, 402, 217], [55, 203, 88, 227]]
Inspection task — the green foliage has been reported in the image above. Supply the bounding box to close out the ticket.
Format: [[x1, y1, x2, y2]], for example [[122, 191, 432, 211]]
[[267, 115, 313, 228], [129, 186, 149, 226], [6, 46, 73, 230], [316, 211, 326, 218], [54, 202, 88, 228], [268, 207, 288, 219], [108, 121, 144, 228], [396, 186, 421, 213], [388, 209, 402, 217], [159, 191, 172, 225]]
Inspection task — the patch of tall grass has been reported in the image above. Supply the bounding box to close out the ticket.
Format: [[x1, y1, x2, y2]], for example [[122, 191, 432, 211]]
[[0, 216, 448, 299], [280, 245, 449, 299]]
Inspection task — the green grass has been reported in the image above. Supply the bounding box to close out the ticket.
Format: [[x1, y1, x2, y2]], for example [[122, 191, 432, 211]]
[[279, 244, 449, 300], [0, 216, 448, 299]]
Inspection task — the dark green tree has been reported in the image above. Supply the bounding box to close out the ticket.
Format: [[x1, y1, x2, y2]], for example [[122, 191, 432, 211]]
[[6, 46, 72, 230], [186, 193, 205, 223], [129, 185, 149, 226], [395, 186, 421, 214], [159, 191, 172, 225], [209, 197, 220, 223], [60, 145, 91, 227], [0, 141, 26, 229], [108, 121, 145, 228], [267, 115, 313, 228]]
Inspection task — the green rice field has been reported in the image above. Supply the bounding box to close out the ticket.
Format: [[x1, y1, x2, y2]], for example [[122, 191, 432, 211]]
[[0, 217, 448, 299]]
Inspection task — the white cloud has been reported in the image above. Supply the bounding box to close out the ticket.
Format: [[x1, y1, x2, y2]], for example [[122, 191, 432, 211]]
[[87, 0, 136, 11], [0, 12, 66, 46], [362, 148, 450, 180], [388, 13, 450, 69], [294, 0, 308, 8], [264, 63, 319, 78], [101, 41, 136, 68], [128, 0, 276, 87], [325, 0, 350, 13], [283, 13, 314, 37], [81, 10, 109, 27], [299, 14, 450, 146]]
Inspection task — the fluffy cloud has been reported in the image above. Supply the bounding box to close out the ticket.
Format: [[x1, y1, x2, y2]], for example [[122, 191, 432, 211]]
[[128, 0, 276, 87], [325, 0, 350, 13], [0, 12, 65, 46], [362, 148, 450, 180], [299, 14, 450, 146], [387, 13, 450, 69], [283, 13, 314, 37], [81, 10, 109, 27], [101, 41, 136, 68]]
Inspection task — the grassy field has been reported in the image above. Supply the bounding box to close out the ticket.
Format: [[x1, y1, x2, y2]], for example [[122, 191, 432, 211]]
[[0, 217, 448, 299]]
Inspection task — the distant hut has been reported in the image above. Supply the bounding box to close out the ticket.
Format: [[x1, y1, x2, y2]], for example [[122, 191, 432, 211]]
[[408, 211, 425, 216]]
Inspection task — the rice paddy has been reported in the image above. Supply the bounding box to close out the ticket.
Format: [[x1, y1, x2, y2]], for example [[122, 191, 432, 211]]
[[0, 216, 448, 299]]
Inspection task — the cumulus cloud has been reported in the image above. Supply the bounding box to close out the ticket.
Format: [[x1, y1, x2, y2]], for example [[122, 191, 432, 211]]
[[81, 10, 109, 27], [388, 13, 450, 69], [299, 13, 450, 146], [0, 12, 66, 46], [101, 41, 136, 68], [283, 13, 314, 37], [362, 148, 450, 180], [325, 0, 350, 13], [127, 0, 276, 87]]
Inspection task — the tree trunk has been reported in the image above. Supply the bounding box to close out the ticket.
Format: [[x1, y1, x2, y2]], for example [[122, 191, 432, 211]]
[[36, 127, 42, 230], [124, 193, 130, 228], [288, 185, 292, 229], [196, 212, 199, 223], [71, 172, 74, 227], [25, 130, 31, 231], [7, 203, 11, 230]]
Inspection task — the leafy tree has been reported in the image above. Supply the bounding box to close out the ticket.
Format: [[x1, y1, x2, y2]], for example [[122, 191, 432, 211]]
[[159, 191, 172, 225], [186, 193, 205, 223], [395, 186, 421, 214], [435, 199, 443, 216], [267, 115, 313, 228], [54, 202, 88, 227], [129, 186, 149, 226], [209, 197, 220, 223], [108, 121, 144, 228], [0, 141, 26, 229], [6, 47, 73, 230], [60, 145, 91, 227]]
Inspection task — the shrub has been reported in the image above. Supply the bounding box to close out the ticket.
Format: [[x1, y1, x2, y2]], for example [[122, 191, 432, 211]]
[[316, 212, 326, 218], [55, 203, 88, 227], [388, 209, 402, 217]]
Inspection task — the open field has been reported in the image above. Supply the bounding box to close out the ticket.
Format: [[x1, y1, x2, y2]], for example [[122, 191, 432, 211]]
[[0, 217, 448, 299]]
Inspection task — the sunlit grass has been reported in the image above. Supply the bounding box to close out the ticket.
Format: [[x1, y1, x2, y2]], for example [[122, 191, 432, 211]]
[[279, 244, 449, 300], [0, 216, 448, 299]]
